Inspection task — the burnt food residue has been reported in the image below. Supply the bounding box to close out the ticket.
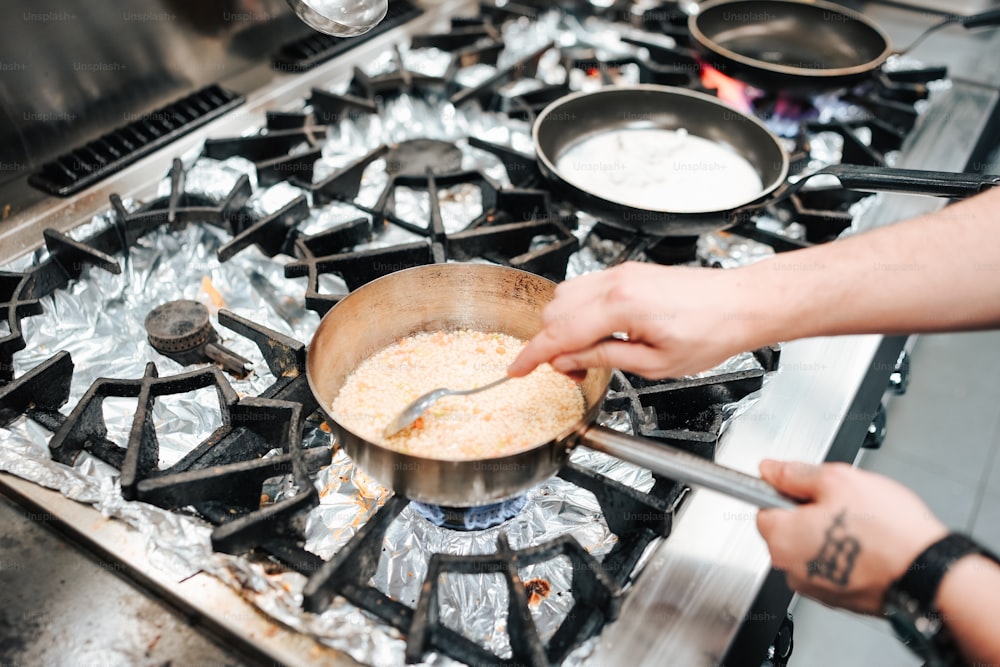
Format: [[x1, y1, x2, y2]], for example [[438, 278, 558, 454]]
[[524, 578, 551, 607]]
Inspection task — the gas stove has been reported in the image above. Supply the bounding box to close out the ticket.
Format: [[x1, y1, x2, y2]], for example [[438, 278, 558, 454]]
[[1, 2, 999, 667]]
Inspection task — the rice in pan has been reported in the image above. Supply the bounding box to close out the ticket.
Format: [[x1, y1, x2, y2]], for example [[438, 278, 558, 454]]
[[331, 329, 585, 460]]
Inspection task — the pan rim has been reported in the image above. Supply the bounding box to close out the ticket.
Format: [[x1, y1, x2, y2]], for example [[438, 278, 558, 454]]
[[690, 0, 894, 80], [531, 84, 790, 215], [305, 263, 609, 465]]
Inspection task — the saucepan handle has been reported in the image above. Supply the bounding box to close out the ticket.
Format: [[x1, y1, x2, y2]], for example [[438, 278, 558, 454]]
[[579, 425, 799, 511], [796, 164, 1000, 200]]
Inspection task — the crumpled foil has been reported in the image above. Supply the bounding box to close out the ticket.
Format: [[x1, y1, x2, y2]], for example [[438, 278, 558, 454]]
[[0, 15, 782, 667]]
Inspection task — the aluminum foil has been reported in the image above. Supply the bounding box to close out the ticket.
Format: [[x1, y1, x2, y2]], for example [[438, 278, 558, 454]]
[[0, 17, 785, 667]]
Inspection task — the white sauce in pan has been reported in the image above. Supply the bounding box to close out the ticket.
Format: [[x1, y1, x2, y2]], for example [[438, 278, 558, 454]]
[[554, 127, 765, 212]]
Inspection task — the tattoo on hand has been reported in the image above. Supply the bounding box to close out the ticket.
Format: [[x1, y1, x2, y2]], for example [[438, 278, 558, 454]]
[[807, 510, 860, 587]]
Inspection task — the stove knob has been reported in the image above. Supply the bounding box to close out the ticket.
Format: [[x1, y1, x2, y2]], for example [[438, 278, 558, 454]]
[[762, 613, 794, 667], [888, 350, 910, 396], [863, 403, 888, 450]]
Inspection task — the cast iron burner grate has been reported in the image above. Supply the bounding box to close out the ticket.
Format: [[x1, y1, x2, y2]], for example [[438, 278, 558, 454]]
[[2, 305, 778, 667], [0, 131, 781, 663], [385, 138, 464, 177], [296, 481, 687, 667], [411, 495, 530, 531], [208, 134, 578, 314]]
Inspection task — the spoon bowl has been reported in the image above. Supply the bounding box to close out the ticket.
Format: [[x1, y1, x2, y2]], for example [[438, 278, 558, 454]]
[[383, 376, 512, 438]]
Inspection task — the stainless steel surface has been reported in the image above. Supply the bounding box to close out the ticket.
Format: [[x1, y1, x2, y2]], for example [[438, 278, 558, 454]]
[[580, 425, 799, 510], [0, 472, 363, 667], [285, 0, 388, 36], [385, 375, 513, 437], [865, 1, 1000, 87], [0, 1, 998, 666], [868, 0, 1000, 16], [0, 491, 241, 666], [0, 0, 307, 207], [894, 8, 1000, 55], [306, 263, 612, 506]]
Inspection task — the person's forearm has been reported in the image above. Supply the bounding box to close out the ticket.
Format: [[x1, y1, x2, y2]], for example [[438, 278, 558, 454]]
[[935, 554, 1000, 665], [735, 187, 1000, 348]]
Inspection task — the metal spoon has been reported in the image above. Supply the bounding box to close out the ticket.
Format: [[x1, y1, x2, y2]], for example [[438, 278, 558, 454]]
[[383, 376, 512, 438]]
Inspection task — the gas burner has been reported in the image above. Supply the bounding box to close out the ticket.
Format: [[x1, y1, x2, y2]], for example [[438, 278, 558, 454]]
[[1, 231, 120, 384], [699, 60, 945, 143], [274, 141, 579, 314], [144, 300, 251, 378], [586, 224, 702, 266], [385, 139, 464, 177], [645, 236, 701, 265], [9, 307, 332, 554], [350, 63, 450, 100], [411, 495, 529, 531], [561, 42, 707, 92]]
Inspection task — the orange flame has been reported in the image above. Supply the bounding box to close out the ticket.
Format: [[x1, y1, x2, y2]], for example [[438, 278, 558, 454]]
[[700, 64, 753, 115]]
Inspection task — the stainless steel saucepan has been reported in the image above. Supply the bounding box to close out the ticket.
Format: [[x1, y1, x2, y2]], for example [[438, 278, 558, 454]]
[[306, 263, 796, 510]]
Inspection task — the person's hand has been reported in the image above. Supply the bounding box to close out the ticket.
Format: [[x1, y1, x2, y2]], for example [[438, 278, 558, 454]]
[[508, 262, 765, 380], [756, 460, 948, 614]]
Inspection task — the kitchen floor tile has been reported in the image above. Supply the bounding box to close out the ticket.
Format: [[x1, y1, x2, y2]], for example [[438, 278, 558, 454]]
[[788, 598, 919, 667], [859, 445, 979, 529], [971, 488, 1000, 554], [983, 425, 1000, 498], [873, 332, 1000, 485]]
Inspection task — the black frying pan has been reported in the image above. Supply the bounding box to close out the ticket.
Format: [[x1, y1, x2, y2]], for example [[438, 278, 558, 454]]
[[532, 85, 1000, 237], [690, 0, 1000, 93]]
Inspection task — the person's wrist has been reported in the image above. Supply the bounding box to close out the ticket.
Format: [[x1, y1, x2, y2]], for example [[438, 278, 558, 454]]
[[935, 553, 996, 609], [885, 523, 949, 584], [731, 261, 803, 349], [883, 534, 1000, 665], [884, 532, 997, 614]]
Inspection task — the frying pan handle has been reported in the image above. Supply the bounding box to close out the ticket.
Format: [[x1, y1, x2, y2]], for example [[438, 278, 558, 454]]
[[959, 8, 1000, 30], [579, 425, 799, 511], [900, 9, 1000, 54], [798, 165, 1000, 200]]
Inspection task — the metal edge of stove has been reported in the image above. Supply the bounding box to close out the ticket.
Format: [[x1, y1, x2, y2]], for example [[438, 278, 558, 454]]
[[0, 471, 363, 667], [592, 77, 1000, 667]]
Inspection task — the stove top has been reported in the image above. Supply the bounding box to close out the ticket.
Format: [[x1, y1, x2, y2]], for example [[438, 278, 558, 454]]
[[2, 2, 999, 666]]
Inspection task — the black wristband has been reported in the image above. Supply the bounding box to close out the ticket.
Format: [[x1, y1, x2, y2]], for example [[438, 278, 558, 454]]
[[895, 533, 1000, 610]]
